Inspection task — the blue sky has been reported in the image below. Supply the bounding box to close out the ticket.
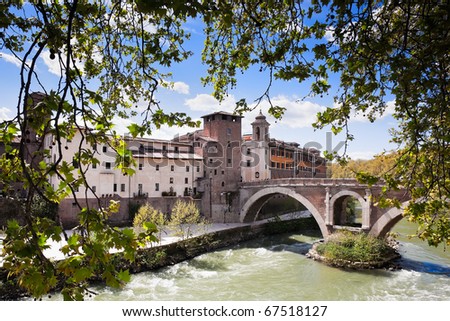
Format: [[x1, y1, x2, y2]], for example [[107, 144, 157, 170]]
[[0, 16, 399, 160]]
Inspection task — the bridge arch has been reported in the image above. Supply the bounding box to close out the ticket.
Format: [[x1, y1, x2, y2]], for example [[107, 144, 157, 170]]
[[240, 187, 329, 238], [329, 190, 369, 229], [369, 201, 409, 237]]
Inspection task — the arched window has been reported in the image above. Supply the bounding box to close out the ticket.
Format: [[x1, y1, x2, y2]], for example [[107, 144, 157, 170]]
[[256, 127, 260, 140]]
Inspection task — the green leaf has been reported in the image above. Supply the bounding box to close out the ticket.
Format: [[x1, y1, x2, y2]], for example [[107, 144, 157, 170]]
[[73, 267, 92, 283], [117, 269, 131, 283]]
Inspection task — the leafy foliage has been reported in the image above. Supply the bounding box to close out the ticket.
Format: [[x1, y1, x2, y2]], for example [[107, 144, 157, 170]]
[[169, 200, 207, 240], [0, 0, 448, 300], [316, 230, 396, 264], [133, 203, 167, 245]]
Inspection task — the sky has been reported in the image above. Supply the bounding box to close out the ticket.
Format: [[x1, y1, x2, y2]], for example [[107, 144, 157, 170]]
[[0, 12, 399, 160]]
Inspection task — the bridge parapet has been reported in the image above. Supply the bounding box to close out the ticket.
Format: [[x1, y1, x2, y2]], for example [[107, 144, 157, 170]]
[[240, 178, 383, 188]]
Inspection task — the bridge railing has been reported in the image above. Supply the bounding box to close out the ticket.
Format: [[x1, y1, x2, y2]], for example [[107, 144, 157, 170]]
[[240, 177, 376, 188]]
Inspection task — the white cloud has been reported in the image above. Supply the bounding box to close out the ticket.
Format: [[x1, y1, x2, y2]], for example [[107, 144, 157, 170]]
[[324, 26, 335, 42], [41, 49, 85, 76], [41, 50, 64, 76], [0, 107, 12, 121], [162, 80, 190, 95], [172, 82, 190, 95], [350, 100, 396, 122], [0, 52, 22, 67], [185, 94, 237, 112], [263, 96, 326, 129], [112, 116, 201, 141], [151, 123, 200, 141]]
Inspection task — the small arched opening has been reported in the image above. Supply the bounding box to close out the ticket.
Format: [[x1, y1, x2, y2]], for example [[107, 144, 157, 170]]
[[333, 195, 363, 228]]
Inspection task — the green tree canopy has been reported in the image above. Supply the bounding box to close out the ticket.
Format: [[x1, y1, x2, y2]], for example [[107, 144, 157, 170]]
[[0, 0, 448, 300]]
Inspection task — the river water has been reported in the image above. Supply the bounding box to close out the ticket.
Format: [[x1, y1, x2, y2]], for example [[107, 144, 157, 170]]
[[79, 219, 449, 301]]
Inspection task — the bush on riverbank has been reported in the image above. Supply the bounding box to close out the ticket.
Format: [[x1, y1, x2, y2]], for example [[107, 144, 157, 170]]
[[313, 230, 398, 268]]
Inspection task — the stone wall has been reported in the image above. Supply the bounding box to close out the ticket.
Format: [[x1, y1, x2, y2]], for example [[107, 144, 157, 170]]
[[58, 196, 203, 228]]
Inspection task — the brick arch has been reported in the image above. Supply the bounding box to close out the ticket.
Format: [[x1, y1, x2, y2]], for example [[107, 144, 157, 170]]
[[240, 187, 328, 238], [329, 190, 369, 228], [369, 201, 409, 237], [329, 190, 366, 207]]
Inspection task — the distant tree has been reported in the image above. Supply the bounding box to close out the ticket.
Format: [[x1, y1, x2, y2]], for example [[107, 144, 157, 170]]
[[133, 203, 167, 245], [329, 153, 398, 179], [169, 200, 207, 240]]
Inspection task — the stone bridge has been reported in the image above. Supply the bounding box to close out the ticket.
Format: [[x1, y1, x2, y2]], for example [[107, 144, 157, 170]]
[[239, 178, 409, 239]]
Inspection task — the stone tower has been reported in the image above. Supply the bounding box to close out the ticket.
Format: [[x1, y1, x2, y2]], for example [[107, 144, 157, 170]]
[[241, 111, 271, 182], [251, 110, 270, 142], [200, 111, 243, 222]]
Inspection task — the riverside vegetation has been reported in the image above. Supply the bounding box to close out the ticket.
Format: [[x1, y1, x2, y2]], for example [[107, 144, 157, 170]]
[[308, 230, 400, 269]]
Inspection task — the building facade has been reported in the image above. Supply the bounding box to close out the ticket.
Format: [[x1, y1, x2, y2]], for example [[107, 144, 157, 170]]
[[241, 111, 327, 183], [38, 110, 327, 226]]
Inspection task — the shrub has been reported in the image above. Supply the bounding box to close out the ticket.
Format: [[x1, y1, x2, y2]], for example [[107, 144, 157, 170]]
[[316, 230, 395, 263], [133, 203, 167, 245], [169, 200, 207, 240]]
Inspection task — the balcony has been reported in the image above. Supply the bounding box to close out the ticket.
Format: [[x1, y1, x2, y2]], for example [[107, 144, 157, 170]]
[[133, 192, 148, 198]]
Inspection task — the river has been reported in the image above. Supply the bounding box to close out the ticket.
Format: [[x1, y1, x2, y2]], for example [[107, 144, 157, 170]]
[[74, 219, 449, 301]]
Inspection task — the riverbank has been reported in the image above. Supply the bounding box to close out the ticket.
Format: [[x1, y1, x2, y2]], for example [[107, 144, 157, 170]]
[[0, 215, 320, 300]]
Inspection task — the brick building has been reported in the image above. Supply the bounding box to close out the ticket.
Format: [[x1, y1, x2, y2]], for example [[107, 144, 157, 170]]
[[2, 101, 327, 226]]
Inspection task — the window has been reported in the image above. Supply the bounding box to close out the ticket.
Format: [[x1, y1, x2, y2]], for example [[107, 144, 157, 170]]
[[222, 114, 227, 120], [196, 166, 200, 172], [171, 165, 174, 171], [247, 148, 251, 155], [186, 165, 190, 172], [73, 157, 79, 168], [221, 170, 225, 175], [155, 183, 159, 191], [214, 169, 217, 175], [105, 162, 111, 169], [121, 184, 125, 192], [247, 160, 251, 167], [92, 162, 97, 169], [227, 158, 232, 165], [170, 177, 174, 184], [255, 172, 260, 178], [227, 128, 232, 135], [139, 163, 143, 170], [92, 186, 96, 193], [113, 184, 117, 192], [156, 164, 159, 171], [175, 146, 179, 153], [162, 145, 167, 151], [185, 177, 188, 184], [221, 181, 225, 187], [102, 145, 107, 153], [138, 184, 143, 194]]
